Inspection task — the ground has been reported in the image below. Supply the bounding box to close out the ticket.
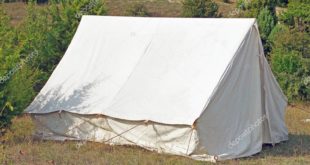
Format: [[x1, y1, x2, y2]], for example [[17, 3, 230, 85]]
[[1, 105, 309, 164]]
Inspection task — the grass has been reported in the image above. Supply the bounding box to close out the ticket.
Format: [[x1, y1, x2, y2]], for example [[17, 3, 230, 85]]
[[106, 0, 182, 17], [1, 2, 27, 26], [0, 105, 309, 164]]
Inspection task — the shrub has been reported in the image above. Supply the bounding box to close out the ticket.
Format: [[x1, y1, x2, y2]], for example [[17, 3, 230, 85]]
[[0, 66, 39, 134], [182, 0, 218, 17], [251, 0, 277, 11], [0, 7, 21, 132], [236, 0, 250, 10], [269, 23, 310, 102], [238, 0, 277, 17], [279, 0, 310, 32], [270, 49, 309, 101], [257, 7, 276, 41], [0, 0, 107, 132], [277, 0, 289, 7]]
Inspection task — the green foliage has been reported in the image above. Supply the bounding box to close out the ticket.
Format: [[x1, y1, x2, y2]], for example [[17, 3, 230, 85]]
[[271, 50, 303, 75], [229, 0, 309, 102], [279, 0, 310, 32], [126, 3, 150, 16], [237, 0, 277, 17], [0, 7, 21, 131], [269, 22, 310, 101], [237, 0, 251, 10], [237, 0, 277, 54], [182, 0, 218, 17], [250, 0, 277, 11], [257, 7, 276, 41], [0, 0, 106, 131], [270, 49, 309, 101], [0, 66, 40, 131], [277, 0, 289, 7]]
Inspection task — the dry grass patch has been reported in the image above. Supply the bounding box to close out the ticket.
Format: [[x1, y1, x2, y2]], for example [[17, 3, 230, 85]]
[[106, 0, 182, 17], [2, 2, 27, 26]]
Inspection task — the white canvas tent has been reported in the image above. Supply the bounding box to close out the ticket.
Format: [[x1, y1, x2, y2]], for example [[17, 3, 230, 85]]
[[26, 16, 288, 162]]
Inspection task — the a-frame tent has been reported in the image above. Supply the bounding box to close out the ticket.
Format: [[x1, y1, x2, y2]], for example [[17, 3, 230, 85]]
[[26, 16, 288, 161]]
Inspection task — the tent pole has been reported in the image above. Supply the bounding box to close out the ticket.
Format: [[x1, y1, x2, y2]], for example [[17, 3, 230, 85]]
[[186, 122, 197, 155]]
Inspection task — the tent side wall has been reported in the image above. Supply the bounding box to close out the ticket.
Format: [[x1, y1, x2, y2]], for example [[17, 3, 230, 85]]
[[30, 112, 215, 161], [258, 31, 288, 144], [195, 24, 288, 160], [32, 112, 194, 154]]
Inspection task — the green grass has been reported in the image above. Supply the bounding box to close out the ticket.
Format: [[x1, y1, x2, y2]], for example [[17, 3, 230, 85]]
[[1, 105, 310, 164]]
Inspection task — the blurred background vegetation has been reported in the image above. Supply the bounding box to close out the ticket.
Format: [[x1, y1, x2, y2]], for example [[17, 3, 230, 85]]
[[0, 0, 309, 132]]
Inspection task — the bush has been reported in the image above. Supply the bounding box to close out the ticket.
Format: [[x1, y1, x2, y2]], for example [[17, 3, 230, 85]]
[[182, 0, 218, 17], [0, 7, 21, 132], [270, 49, 309, 101], [0, 66, 39, 134], [238, 0, 277, 17], [279, 0, 310, 32], [269, 24, 310, 102], [257, 7, 276, 41], [0, 0, 107, 132], [236, 0, 251, 10], [277, 0, 289, 7]]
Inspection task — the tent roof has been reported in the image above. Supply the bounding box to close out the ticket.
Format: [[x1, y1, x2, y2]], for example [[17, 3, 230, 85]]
[[26, 16, 256, 125]]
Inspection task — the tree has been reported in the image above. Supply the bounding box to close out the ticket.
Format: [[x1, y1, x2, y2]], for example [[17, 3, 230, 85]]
[[0, 7, 21, 132], [0, 0, 107, 132], [268, 23, 310, 101], [257, 7, 276, 41]]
